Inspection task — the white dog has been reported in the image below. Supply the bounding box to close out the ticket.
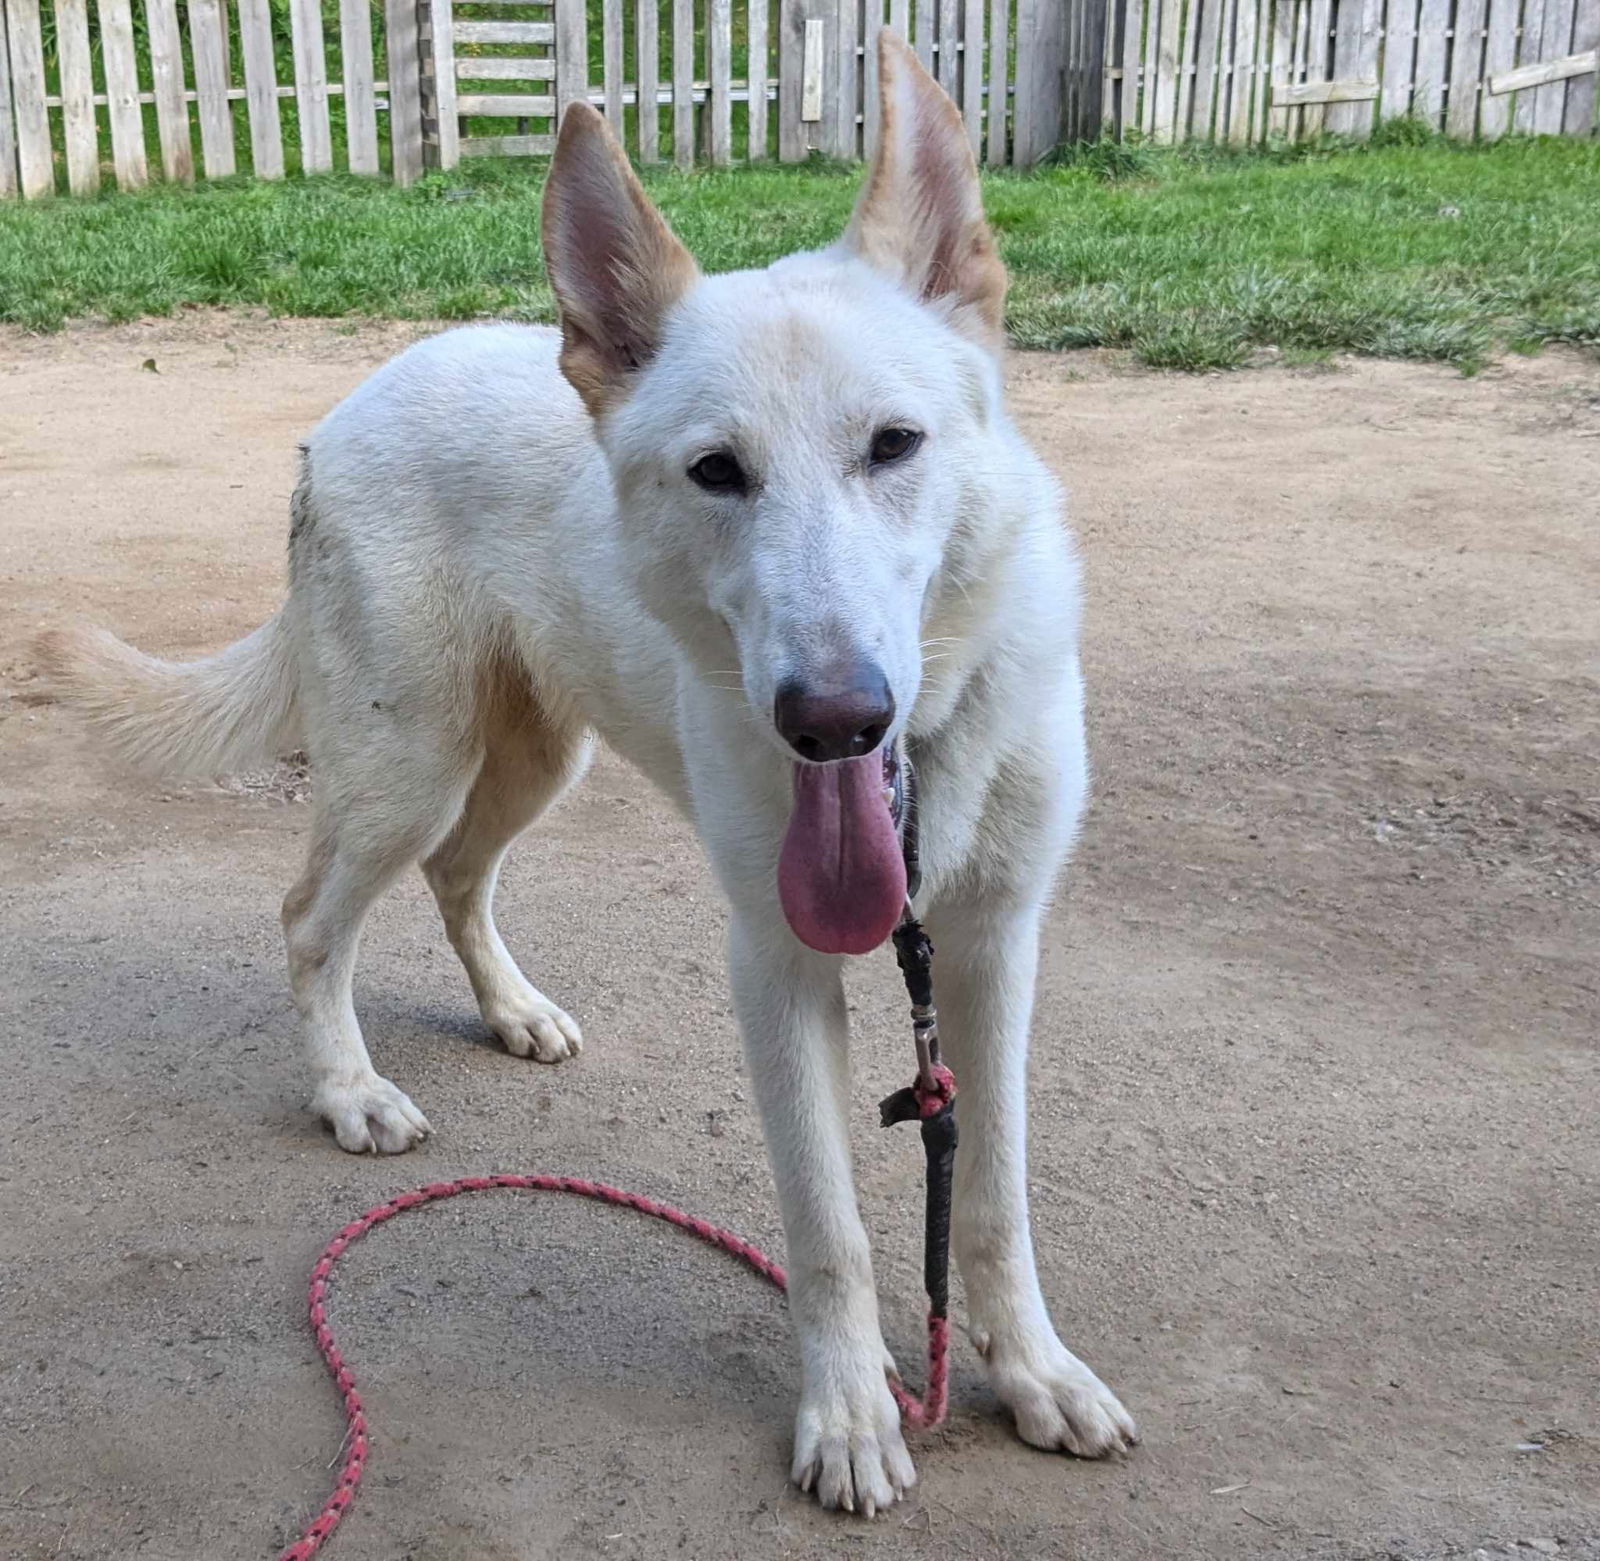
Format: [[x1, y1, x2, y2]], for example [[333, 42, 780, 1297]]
[[44, 33, 1136, 1513]]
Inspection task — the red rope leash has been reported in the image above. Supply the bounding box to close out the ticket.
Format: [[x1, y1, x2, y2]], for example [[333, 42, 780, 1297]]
[[277, 1167, 951, 1561]]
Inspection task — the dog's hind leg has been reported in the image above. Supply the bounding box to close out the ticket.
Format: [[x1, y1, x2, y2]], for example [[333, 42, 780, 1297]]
[[422, 671, 591, 1064], [282, 744, 478, 1154]]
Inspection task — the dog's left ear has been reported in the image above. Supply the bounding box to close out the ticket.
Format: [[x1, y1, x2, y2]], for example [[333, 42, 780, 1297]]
[[841, 30, 1007, 354], [542, 102, 701, 416]]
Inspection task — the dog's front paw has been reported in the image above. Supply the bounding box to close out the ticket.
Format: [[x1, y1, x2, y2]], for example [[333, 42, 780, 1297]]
[[791, 1371, 916, 1516], [977, 1328, 1138, 1457], [313, 1072, 432, 1154], [485, 987, 583, 1063]]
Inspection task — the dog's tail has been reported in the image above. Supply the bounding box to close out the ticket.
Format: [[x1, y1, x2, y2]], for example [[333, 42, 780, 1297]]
[[37, 610, 301, 780]]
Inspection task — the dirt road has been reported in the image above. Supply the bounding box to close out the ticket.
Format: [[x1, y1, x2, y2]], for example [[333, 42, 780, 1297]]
[[2, 319, 1597, 1561]]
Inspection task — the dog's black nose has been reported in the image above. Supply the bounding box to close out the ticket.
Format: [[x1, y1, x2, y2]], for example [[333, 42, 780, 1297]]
[[774, 666, 895, 764]]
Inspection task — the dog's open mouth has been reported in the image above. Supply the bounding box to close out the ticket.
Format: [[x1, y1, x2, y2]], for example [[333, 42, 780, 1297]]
[[777, 745, 908, 956]]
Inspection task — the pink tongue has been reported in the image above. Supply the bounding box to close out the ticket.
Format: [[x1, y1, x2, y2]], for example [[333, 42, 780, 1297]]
[[778, 754, 906, 955]]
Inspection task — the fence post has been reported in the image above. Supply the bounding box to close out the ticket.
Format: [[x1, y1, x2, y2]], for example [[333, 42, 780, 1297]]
[[1013, 0, 1065, 160], [386, 0, 426, 184]]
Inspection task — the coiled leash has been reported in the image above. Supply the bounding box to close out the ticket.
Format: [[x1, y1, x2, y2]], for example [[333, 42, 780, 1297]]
[[278, 758, 956, 1559]]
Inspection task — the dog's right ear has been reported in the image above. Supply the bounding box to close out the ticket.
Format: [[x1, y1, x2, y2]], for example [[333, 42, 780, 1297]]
[[541, 104, 700, 416]]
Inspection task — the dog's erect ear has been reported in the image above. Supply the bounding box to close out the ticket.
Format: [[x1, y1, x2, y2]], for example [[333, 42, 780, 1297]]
[[842, 31, 1006, 354], [541, 103, 700, 415]]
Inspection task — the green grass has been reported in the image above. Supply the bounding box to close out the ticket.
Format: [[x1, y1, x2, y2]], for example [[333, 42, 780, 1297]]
[[2, 133, 1598, 371]]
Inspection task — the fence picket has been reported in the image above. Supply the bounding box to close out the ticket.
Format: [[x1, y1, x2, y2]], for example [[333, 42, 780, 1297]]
[[1476, 0, 1517, 132], [603, 0, 625, 125], [1299, 0, 1332, 131], [1252, 0, 1273, 141], [1140, 0, 1161, 129], [428, 0, 461, 167], [554, 0, 588, 143], [914, 0, 935, 69], [937, 0, 958, 91], [1273, 0, 1299, 134], [1233, 0, 1255, 141], [289, 0, 333, 172], [57, 0, 101, 194], [1120, 0, 1145, 133], [1511, 0, 1546, 127], [750, 0, 771, 157], [1378, 0, 1418, 120], [673, 0, 695, 164], [1063, 0, 1078, 133], [637, 0, 660, 158], [1324, 0, 1380, 132], [1408, 0, 1447, 122], [96, 0, 149, 187], [340, 0, 380, 172], [1533, 0, 1579, 129], [985, 0, 1008, 155], [834, 0, 859, 156], [189, 0, 237, 177], [235, 0, 284, 177], [961, 0, 983, 149], [1268, 0, 1298, 134], [1151, 0, 1183, 137], [865, 0, 886, 157], [0, 0, 16, 198], [1176, 0, 1203, 132], [1445, 0, 1486, 134], [144, 0, 195, 181], [708, 0, 733, 161], [864, 0, 882, 159], [1079, 0, 1109, 134], [1014, 0, 1066, 158], [1189, 0, 1224, 135], [5, 0, 50, 195], [386, 0, 425, 183], [1568, 0, 1599, 130]]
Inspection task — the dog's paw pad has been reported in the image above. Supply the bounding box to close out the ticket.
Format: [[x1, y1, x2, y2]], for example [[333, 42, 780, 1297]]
[[487, 994, 583, 1063], [314, 1074, 432, 1155]]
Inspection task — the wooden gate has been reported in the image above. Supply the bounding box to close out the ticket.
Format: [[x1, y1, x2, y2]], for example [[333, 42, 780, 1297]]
[[418, 0, 1080, 173]]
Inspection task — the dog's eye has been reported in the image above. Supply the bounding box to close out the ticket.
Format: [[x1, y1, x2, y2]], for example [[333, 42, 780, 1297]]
[[870, 427, 922, 466], [689, 451, 746, 493]]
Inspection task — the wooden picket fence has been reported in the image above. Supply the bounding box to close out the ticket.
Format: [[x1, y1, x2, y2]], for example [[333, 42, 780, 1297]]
[[1105, 0, 1599, 141], [1, 0, 1595, 198], [0, 0, 1078, 198]]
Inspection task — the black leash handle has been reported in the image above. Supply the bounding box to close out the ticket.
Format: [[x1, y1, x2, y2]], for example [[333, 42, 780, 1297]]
[[880, 909, 957, 1320]]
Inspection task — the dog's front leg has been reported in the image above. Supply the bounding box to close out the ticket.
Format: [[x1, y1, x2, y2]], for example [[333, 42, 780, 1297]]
[[925, 895, 1140, 1458], [728, 910, 915, 1515]]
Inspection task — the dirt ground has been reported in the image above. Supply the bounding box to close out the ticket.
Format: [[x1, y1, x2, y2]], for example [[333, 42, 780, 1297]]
[[1, 317, 1597, 1561]]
